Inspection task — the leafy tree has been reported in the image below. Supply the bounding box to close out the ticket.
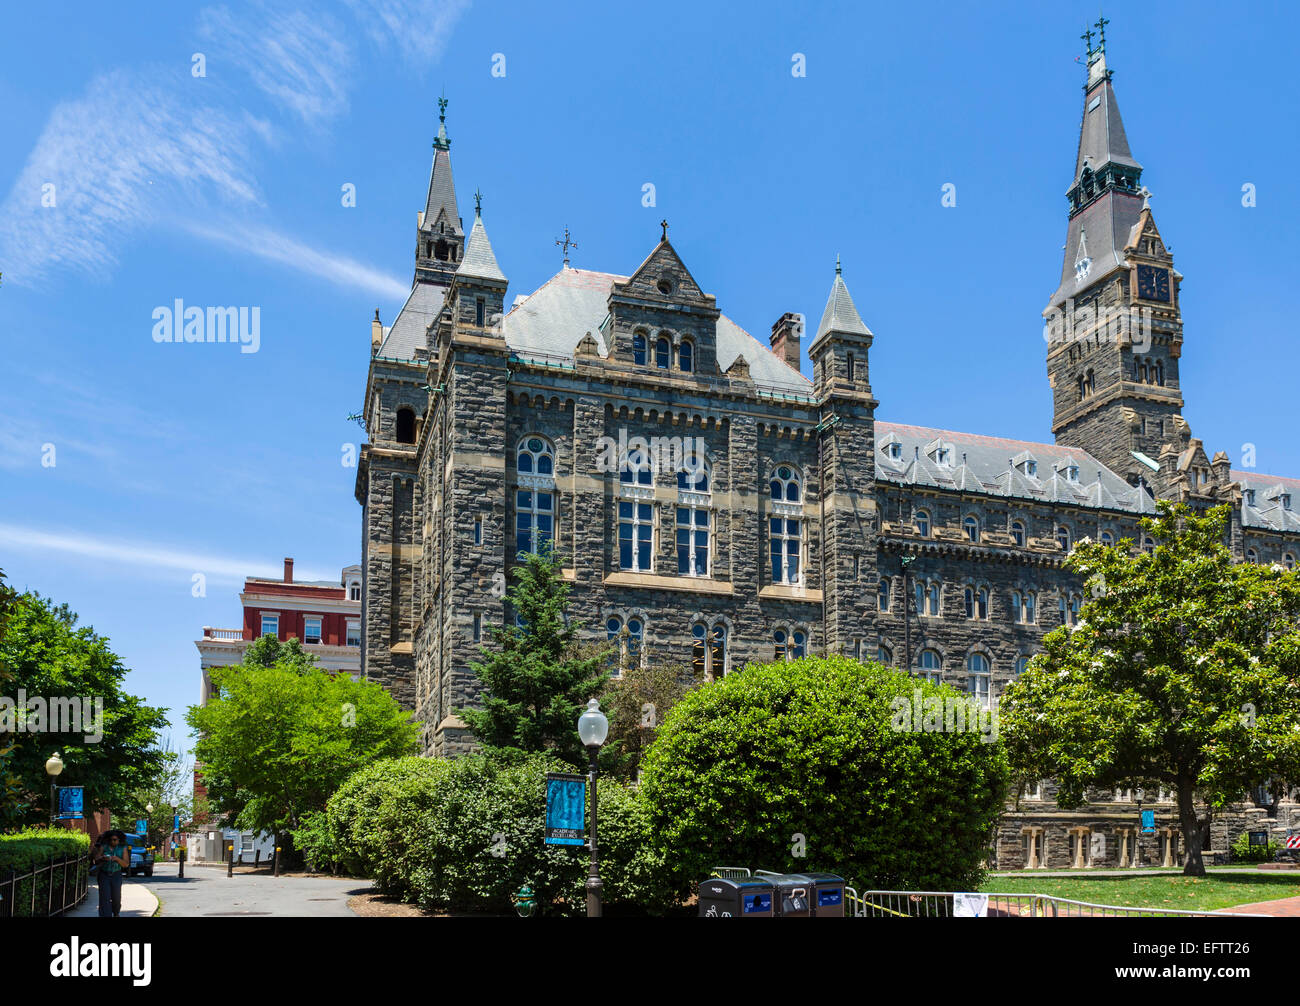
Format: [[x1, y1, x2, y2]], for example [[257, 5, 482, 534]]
[[460, 549, 610, 769], [999, 502, 1300, 876], [640, 655, 1008, 893], [116, 734, 195, 850], [602, 659, 699, 780], [186, 652, 418, 854], [0, 569, 25, 827], [0, 591, 168, 826]]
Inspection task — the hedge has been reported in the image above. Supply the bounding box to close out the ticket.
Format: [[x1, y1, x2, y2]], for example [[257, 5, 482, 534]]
[[297, 753, 679, 915], [639, 655, 1010, 894], [0, 828, 92, 917]]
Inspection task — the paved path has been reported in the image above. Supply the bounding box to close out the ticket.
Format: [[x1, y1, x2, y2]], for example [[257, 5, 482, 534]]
[[1222, 895, 1300, 917], [140, 862, 362, 917], [66, 876, 159, 918]]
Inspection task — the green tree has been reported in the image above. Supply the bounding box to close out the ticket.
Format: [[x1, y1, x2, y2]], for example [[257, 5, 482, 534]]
[[116, 734, 194, 851], [459, 549, 610, 769], [640, 655, 1008, 893], [0, 569, 24, 828], [602, 659, 699, 780], [185, 652, 418, 854], [999, 502, 1300, 876], [0, 591, 168, 826]]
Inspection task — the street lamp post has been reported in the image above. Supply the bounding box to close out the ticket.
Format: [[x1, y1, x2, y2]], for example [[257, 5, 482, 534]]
[[577, 698, 609, 918], [45, 752, 64, 825], [170, 799, 179, 862]]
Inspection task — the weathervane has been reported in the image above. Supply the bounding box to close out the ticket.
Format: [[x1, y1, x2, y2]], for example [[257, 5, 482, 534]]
[[434, 92, 450, 150], [474, 188, 483, 216], [556, 226, 577, 267]]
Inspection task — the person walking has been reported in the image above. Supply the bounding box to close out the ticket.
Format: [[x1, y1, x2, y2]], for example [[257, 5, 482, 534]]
[[92, 830, 129, 917]]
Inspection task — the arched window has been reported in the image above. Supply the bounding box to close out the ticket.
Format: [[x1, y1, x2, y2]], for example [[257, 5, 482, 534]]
[[1100, 530, 1114, 546], [655, 337, 671, 369], [606, 616, 644, 676], [1060, 593, 1081, 626], [1015, 655, 1032, 675], [396, 407, 416, 444], [878, 575, 891, 613], [1286, 553, 1297, 571], [919, 648, 942, 684], [967, 653, 991, 708], [963, 515, 980, 543], [915, 578, 941, 616], [770, 465, 801, 503], [774, 628, 804, 661], [708, 624, 728, 680], [1055, 525, 1071, 551], [1142, 536, 1155, 554], [1245, 548, 1258, 564], [1013, 590, 1036, 624], [679, 340, 694, 373], [620, 445, 653, 486], [914, 509, 931, 538], [877, 643, 893, 665], [964, 585, 989, 620], [692, 622, 707, 677], [1010, 520, 1025, 547], [632, 332, 647, 366], [676, 457, 709, 493], [517, 436, 554, 476]]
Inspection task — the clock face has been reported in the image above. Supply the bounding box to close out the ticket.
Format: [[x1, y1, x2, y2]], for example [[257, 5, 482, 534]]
[[1136, 264, 1171, 302]]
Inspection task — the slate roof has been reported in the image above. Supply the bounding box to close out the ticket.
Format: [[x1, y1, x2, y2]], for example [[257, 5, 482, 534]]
[[500, 268, 812, 393], [421, 145, 461, 236], [1051, 187, 1145, 306], [875, 421, 1157, 514], [1233, 471, 1300, 533], [813, 270, 872, 343], [1073, 56, 1142, 186], [377, 281, 445, 361], [459, 215, 506, 283]]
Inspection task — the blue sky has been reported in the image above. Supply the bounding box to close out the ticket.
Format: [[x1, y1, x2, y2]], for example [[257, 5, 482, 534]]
[[1, 1, 1295, 755]]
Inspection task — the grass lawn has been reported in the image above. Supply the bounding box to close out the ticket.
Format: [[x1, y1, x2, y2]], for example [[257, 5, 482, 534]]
[[978, 871, 1300, 912]]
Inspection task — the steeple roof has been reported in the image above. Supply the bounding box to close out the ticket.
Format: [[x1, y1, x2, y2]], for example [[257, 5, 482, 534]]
[[813, 260, 872, 343], [421, 98, 461, 237], [458, 211, 506, 283], [1071, 50, 1142, 194]]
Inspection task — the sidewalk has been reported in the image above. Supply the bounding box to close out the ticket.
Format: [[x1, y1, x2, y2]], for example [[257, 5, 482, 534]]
[[65, 877, 159, 918]]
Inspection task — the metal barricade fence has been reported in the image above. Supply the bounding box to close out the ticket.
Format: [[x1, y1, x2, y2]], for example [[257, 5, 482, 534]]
[[0, 853, 92, 918], [844, 889, 1267, 918]]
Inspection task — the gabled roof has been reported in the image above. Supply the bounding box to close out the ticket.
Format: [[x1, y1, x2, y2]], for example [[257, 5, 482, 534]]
[[1233, 470, 1300, 534], [1073, 53, 1142, 188], [499, 268, 810, 393]]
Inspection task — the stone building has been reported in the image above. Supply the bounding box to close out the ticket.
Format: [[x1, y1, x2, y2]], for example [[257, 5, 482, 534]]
[[355, 41, 1298, 867]]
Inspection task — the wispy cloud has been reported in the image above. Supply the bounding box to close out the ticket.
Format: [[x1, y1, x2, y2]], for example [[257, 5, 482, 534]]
[[0, 522, 333, 586], [0, 68, 261, 286], [199, 4, 354, 126], [0, 0, 468, 292], [181, 218, 409, 300]]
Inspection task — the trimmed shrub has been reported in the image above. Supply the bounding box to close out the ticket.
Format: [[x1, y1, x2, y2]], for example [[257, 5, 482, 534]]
[[1230, 830, 1278, 864], [639, 656, 1009, 893], [0, 827, 91, 917], [308, 753, 679, 915]]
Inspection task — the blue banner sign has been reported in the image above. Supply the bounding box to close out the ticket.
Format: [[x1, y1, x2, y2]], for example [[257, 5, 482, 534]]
[[544, 773, 586, 846], [1140, 809, 1155, 834], [135, 819, 147, 834], [56, 786, 84, 821], [173, 814, 181, 833]]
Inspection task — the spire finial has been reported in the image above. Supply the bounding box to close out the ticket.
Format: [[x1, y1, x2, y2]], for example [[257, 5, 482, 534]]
[[474, 187, 483, 217], [555, 226, 577, 267], [1138, 185, 1152, 209], [433, 92, 450, 150], [835, 254, 842, 276], [1081, 25, 1096, 61], [1095, 14, 1109, 51], [660, 219, 669, 242]]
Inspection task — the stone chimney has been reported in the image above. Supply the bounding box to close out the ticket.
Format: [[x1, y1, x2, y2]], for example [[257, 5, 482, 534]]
[[283, 557, 294, 583], [770, 312, 803, 371], [371, 309, 383, 354]]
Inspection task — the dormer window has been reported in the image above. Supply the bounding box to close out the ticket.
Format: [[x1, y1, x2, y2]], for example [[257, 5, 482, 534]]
[[935, 448, 951, 465], [887, 442, 901, 460], [1025, 460, 1037, 477], [1283, 494, 1293, 511], [1244, 489, 1256, 507]]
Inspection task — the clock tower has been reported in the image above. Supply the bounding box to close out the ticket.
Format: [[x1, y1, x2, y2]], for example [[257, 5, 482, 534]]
[[1044, 23, 1186, 489]]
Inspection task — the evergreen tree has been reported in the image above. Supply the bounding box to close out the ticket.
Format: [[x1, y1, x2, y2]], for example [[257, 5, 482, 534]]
[[460, 548, 611, 768]]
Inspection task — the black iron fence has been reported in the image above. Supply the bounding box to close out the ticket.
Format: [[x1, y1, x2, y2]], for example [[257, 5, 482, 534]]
[[0, 853, 91, 918]]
